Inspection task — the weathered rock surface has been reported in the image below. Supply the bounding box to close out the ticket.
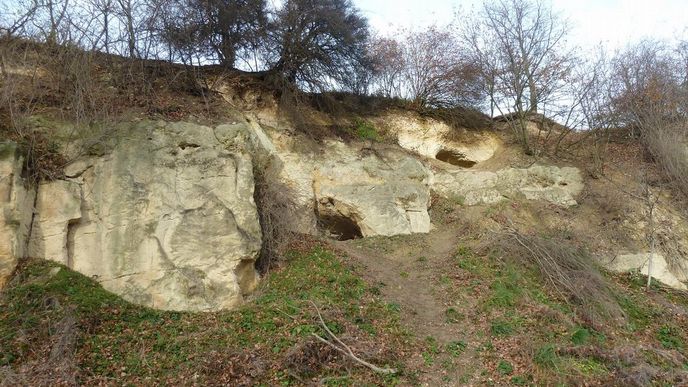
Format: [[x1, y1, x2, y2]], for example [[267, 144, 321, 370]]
[[432, 164, 584, 207], [0, 143, 35, 288], [3, 115, 590, 311], [28, 180, 81, 265], [236, 115, 434, 238], [604, 253, 687, 290], [313, 143, 432, 238], [38, 121, 263, 311], [378, 113, 499, 167]]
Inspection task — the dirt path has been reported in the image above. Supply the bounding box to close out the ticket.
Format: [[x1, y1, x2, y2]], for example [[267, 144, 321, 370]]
[[333, 227, 466, 343], [331, 225, 487, 385]]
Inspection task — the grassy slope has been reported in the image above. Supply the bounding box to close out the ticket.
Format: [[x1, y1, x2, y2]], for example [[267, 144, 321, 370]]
[[1, 231, 687, 386], [0, 243, 410, 386], [439, 242, 688, 385]]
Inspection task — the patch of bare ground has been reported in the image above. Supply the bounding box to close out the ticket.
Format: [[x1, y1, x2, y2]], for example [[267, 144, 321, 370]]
[[331, 232, 487, 384], [329, 188, 688, 385]]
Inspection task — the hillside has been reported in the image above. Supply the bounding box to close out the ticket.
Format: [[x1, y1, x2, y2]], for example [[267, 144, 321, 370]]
[[1, 45, 688, 386]]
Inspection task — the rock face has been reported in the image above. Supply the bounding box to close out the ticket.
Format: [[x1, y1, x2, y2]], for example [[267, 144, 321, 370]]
[[2, 114, 589, 312], [28, 180, 81, 265], [604, 253, 687, 290], [378, 113, 499, 167], [29, 122, 263, 311], [313, 143, 432, 238], [0, 143, 35, 288], [432, 165, 584, 207]]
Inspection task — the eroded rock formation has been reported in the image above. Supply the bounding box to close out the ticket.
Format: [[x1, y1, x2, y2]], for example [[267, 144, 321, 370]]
[[0, 143, 35, 288], [604, 253, 687, 290], [9, 113, 687, 309], [313, 144, 431, 238], [26, 122, 263, 311], [432, 165, 584, 207]]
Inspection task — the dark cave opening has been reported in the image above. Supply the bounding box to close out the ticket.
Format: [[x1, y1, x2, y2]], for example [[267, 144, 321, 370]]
[[318, 213, 363, 241], [436, 149, 477, 168]]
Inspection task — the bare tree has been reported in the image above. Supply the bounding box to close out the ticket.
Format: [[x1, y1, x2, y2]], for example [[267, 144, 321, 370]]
[[87, 0, 115, 53], [115, 0, 137, 57], [157, 0, 268, 67], [577, 49, 618, 176], [400, 26, 482, 108], [367, 26, 483, 109], [268, 0, 370, 90], [368, 36, 405, 98], [611, 40, 688, 197], [462, 0, 573, 154], [0, 0, 41, 37]]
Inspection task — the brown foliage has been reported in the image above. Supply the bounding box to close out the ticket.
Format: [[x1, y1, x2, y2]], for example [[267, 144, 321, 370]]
[[197, 350, 269, 387], [494, 227, 624, 326], [253, 153, 298, 273]]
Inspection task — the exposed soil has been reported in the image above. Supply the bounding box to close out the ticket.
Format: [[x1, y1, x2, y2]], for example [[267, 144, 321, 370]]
[[334, 227, 463, 344], [332, 219, 488, 385]]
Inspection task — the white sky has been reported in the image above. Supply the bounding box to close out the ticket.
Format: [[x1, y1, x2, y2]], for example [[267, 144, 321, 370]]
[[355, 0, 687, 51]]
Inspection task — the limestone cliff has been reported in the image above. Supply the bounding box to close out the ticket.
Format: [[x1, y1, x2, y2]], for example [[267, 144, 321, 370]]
[[2, 110, 687, 311]]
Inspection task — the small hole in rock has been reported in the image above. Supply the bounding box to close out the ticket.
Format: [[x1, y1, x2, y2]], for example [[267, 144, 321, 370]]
[[318, 214, 363, 241], [559, 182, 568, 186], [436, 149, 477, 168], [179, 142, 200, 150]]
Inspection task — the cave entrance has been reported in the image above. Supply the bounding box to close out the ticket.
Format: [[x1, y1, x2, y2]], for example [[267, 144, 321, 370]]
[[436, 149, 477, 168], [318, 214, 363, 241]]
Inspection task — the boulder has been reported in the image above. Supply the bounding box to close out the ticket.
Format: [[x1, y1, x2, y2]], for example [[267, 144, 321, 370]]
[[378, 113, 499, 167], [59, 121, 262, 311], [0, 143, 35, 289], [432, 164, 583, 207], [604, 253, 687, 290], [313, 143, 432, 238]]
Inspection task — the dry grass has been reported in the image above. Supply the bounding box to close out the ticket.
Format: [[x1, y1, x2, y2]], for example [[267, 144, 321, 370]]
[[0, 311, 80, 387], [494, 227, 624, 326], [642, 121, 688, 200]]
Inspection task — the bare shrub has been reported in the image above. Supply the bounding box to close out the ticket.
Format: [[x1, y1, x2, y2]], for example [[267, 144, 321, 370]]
[[0, 311, 80, 387], [494, 227, 624, 325], [253, 153, 298, 273], [0, 38, 117, 182], [642, 122, 688, 198], [610, 40, 688, 200]]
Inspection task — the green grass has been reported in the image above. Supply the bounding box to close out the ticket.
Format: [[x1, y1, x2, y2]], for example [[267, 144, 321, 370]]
[[446, 341, 467, 357], [571, 327, 591, 345], [488, 271, 521, 308], [422, 336, 441, 366], [497, 360, 514, 375], [490, 319, 516, 336], [0, 246, 408, 385], [352, 119, 379, 141], [657, 325, 684, 350], [534, 344, 559, 369], [618, 294, 663, 332]]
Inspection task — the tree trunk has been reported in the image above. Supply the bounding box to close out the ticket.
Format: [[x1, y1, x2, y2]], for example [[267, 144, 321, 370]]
[[528, 77, 538, 113], [646, 203, 655, 290], [218, 35, 237, 68]]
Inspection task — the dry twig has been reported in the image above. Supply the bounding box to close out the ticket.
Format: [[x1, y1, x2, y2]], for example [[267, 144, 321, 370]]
[[308, 301, 397, 375]]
